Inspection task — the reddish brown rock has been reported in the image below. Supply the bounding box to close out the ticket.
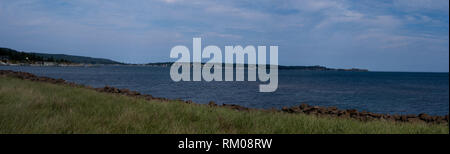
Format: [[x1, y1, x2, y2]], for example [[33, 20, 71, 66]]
[[338, 110, 349, 117], [370, 113, 383, 119], [419, 113, 433, 122], [328, 106, 338, 111], [347, 109, 359, 116], [359, 111, 368, 116], [299, 103, 309, 109], [327, 109, 338, 115]]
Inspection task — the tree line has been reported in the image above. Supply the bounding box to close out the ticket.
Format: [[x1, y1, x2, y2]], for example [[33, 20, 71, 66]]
[[0, 48, 70, 63]]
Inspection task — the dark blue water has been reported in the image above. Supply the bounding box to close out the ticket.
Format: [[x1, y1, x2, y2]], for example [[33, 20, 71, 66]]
[[1, 65, 448, 115]]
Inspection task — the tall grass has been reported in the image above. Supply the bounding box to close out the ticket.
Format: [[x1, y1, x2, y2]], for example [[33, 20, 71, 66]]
[[0, 76, 448, 134]]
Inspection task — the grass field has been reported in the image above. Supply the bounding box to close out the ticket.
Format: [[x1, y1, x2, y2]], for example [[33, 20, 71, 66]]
[[0, 76, 448, 134]]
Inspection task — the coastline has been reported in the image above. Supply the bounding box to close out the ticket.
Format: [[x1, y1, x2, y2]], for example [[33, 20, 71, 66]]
[[1, 60, 369, 72], [0, 69, 448, 124]]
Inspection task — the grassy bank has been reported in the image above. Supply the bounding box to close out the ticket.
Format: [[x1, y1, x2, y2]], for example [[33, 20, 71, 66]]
[[0, 76, 448, 134]]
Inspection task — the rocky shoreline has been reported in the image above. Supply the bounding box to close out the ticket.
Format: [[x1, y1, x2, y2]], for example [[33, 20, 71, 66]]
[[1, 69, 448, 124]]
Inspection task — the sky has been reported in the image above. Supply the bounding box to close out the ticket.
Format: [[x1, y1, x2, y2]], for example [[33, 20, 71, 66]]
[[0, 0, 448, 72]]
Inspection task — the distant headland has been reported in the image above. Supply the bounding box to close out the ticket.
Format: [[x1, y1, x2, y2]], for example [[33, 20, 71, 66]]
[[1, 47, 368, 72], [0, 47, 122, 66], [144, 62, 369, 72]]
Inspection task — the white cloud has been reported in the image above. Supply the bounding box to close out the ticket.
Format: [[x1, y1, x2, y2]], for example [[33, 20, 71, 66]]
[[394, 0, 449, 12], [162, 0, 180, 3]]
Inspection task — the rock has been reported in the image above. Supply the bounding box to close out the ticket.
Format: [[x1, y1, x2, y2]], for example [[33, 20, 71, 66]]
[[370, 113, 382, 119], [359, 111, 368, 116], [130, 91, 141, 96], [385, 115, 396, 121], [102, 86, 109, 92], [419, 113, 433, 122], [119, 89, 130, 94], [317, 107, 327, 114], [338, 110, 349, 117], [434, 116, 444, 123], [208, 101, 217, 107], [55, 78, 65, 84], [299, 103, 309, 109], [439, 116, 448, 123], [282, 107, 295, 113], [328, 106, 338, 111], [400, 115, 408, 122], [327, 109, 338, 115], [290, 106, 302, 113], [128, 91, 140, 96], [143, 94, 154, 100], [347, 109, 358, 116], [406, 114, 416, 118]]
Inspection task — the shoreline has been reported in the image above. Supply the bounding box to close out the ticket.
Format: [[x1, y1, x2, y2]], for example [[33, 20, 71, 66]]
[[1, 61, 369, 72], [0, 69, 448, 124]]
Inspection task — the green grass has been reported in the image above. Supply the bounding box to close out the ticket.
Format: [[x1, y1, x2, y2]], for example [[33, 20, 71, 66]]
[[0, 76, 448, 134]]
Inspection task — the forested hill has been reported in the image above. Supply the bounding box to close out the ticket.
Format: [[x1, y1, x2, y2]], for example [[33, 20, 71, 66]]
[[0, 47, 121, 64]]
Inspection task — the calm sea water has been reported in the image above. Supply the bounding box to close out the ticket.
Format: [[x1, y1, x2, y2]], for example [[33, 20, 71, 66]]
[[1, 65, 448, 115]]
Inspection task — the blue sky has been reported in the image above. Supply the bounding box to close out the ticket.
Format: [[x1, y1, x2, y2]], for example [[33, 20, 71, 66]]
[[0, 0, 448, 72]]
